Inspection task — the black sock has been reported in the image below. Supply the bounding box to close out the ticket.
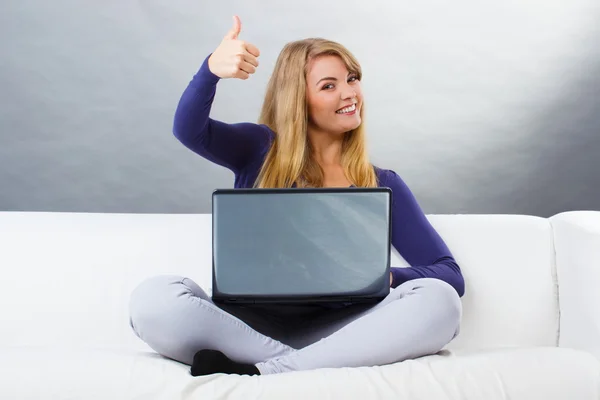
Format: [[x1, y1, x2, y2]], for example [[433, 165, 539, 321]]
[[190, 350, 261, 376]]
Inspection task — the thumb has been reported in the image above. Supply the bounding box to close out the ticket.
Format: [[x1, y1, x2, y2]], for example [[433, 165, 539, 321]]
[[224, 15, 241, 40]]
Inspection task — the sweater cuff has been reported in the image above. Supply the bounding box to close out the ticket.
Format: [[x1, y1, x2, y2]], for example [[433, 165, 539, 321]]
[[390, 267, 406, 289], [195, 53, 221, 85]]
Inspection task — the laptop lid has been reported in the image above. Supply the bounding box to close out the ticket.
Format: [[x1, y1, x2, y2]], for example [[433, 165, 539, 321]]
[[211, 187, 392, 304]]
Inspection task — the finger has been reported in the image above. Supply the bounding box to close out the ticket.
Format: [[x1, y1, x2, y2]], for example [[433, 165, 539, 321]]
[[224, 15, 242, 40], [245, 42, 260, 58], [239, 60, 257, 75], [234, 69, 250, 80], [243, 52, 259, 68]]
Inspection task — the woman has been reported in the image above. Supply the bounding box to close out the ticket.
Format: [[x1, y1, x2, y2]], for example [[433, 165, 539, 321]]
[[129, 16, 465, 376]]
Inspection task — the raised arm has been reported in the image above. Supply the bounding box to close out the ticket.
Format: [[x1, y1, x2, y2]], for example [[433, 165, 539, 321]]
[[380, 169, 465, 297], [173, 16, 273, 175]]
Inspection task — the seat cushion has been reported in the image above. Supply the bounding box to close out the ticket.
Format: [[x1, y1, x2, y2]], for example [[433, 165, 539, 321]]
[[1, 346, 598, 399]]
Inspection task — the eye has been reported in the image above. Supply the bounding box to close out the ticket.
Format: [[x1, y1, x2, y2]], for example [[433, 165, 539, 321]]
[[322, 83, 334, 90], [348, 74, 359, 83]]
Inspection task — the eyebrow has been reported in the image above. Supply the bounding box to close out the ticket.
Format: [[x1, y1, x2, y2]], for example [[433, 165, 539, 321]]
[[316, 73, 358, 86], [316, 77, 337, 86]]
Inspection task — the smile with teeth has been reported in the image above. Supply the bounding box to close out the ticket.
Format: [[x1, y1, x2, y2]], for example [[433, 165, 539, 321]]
[[336, 104, 356, 114]]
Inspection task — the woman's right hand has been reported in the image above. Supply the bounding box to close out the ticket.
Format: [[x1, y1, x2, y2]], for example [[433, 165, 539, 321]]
[[208, 16, 260, 80]]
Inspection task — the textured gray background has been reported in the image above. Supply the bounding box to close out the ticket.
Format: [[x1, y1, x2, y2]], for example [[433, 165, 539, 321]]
[[1, 0, 599, 216]]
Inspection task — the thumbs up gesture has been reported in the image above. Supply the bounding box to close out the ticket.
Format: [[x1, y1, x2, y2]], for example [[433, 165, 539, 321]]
[[208, 16, 261, 80]]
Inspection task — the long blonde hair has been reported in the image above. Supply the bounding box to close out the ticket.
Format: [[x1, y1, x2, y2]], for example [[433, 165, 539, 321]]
[[254, 38, 378, 188]]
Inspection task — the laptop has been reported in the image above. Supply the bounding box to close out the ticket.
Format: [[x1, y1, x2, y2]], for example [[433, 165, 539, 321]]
[[211, 187, 392, 305]]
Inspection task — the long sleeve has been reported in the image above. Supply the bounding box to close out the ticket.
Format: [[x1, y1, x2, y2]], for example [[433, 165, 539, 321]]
[[173, 54, 273, 174], [380, 169, 465, 297]]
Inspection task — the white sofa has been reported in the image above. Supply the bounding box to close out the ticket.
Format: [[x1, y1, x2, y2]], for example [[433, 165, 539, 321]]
[[1, 210, 599, 399]]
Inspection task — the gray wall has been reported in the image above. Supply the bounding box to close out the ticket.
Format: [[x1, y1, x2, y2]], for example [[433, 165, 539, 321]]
[[1, 0, 599, 216]]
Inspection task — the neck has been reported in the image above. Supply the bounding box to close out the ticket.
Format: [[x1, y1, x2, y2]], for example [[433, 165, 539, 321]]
[[307, 128, 344, 167]]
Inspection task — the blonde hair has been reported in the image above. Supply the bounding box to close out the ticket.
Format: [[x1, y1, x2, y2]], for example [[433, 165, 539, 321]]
[[254, 38, 378, 188]]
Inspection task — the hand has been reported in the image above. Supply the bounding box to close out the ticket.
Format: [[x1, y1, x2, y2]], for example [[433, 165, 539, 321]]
[[208, 15, 260, 80], [390, 272, 393, 287]]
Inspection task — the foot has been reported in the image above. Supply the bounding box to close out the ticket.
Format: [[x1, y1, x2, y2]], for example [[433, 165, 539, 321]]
[[190, 349, 261, 376]]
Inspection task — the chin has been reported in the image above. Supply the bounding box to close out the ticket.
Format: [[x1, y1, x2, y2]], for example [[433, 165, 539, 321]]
[[343, 118, 362, 133], [314, 117, 362, 136], [328, 118, 360, 134]]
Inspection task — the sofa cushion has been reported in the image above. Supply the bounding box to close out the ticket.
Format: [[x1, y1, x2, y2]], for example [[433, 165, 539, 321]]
[[550, 211, 600, 360], [405, 214, 559, 350], [1, 346, 597, 400], [0, 212, 559, 351]]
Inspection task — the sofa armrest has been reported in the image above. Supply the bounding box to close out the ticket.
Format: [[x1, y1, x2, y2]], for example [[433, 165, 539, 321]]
[[550, 211, 600, 360]]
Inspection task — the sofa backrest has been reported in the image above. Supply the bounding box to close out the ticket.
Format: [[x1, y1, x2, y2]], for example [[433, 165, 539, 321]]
[[0, 212, 559, 352], [423, 214, 559, 351], [550, 211, 600, 361]]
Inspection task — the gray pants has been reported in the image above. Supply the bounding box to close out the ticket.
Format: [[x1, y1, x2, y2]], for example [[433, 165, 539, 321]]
[[129, 275, 462, 375]]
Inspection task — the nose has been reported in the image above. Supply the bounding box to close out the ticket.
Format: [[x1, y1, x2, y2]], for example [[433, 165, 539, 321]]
[[342, 90, 357, 100], [341, 83, 357, 100]]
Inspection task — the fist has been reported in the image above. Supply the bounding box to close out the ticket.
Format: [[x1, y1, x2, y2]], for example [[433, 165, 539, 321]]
[[208, 16, 260, 80]]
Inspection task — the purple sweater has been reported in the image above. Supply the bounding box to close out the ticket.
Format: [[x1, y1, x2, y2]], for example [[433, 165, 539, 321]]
[[173, 55, 465, 297]]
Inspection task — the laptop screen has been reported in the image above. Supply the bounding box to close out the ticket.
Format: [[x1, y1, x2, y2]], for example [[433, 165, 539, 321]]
[[212, 189, 391, 298]]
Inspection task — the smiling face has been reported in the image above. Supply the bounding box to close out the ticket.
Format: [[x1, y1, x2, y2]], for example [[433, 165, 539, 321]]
[[305, 55, 363, 137]]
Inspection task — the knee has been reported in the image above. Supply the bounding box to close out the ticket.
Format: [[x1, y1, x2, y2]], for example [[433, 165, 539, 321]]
[[400, 278, 462, 328], [128, 275, 208, 336]]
